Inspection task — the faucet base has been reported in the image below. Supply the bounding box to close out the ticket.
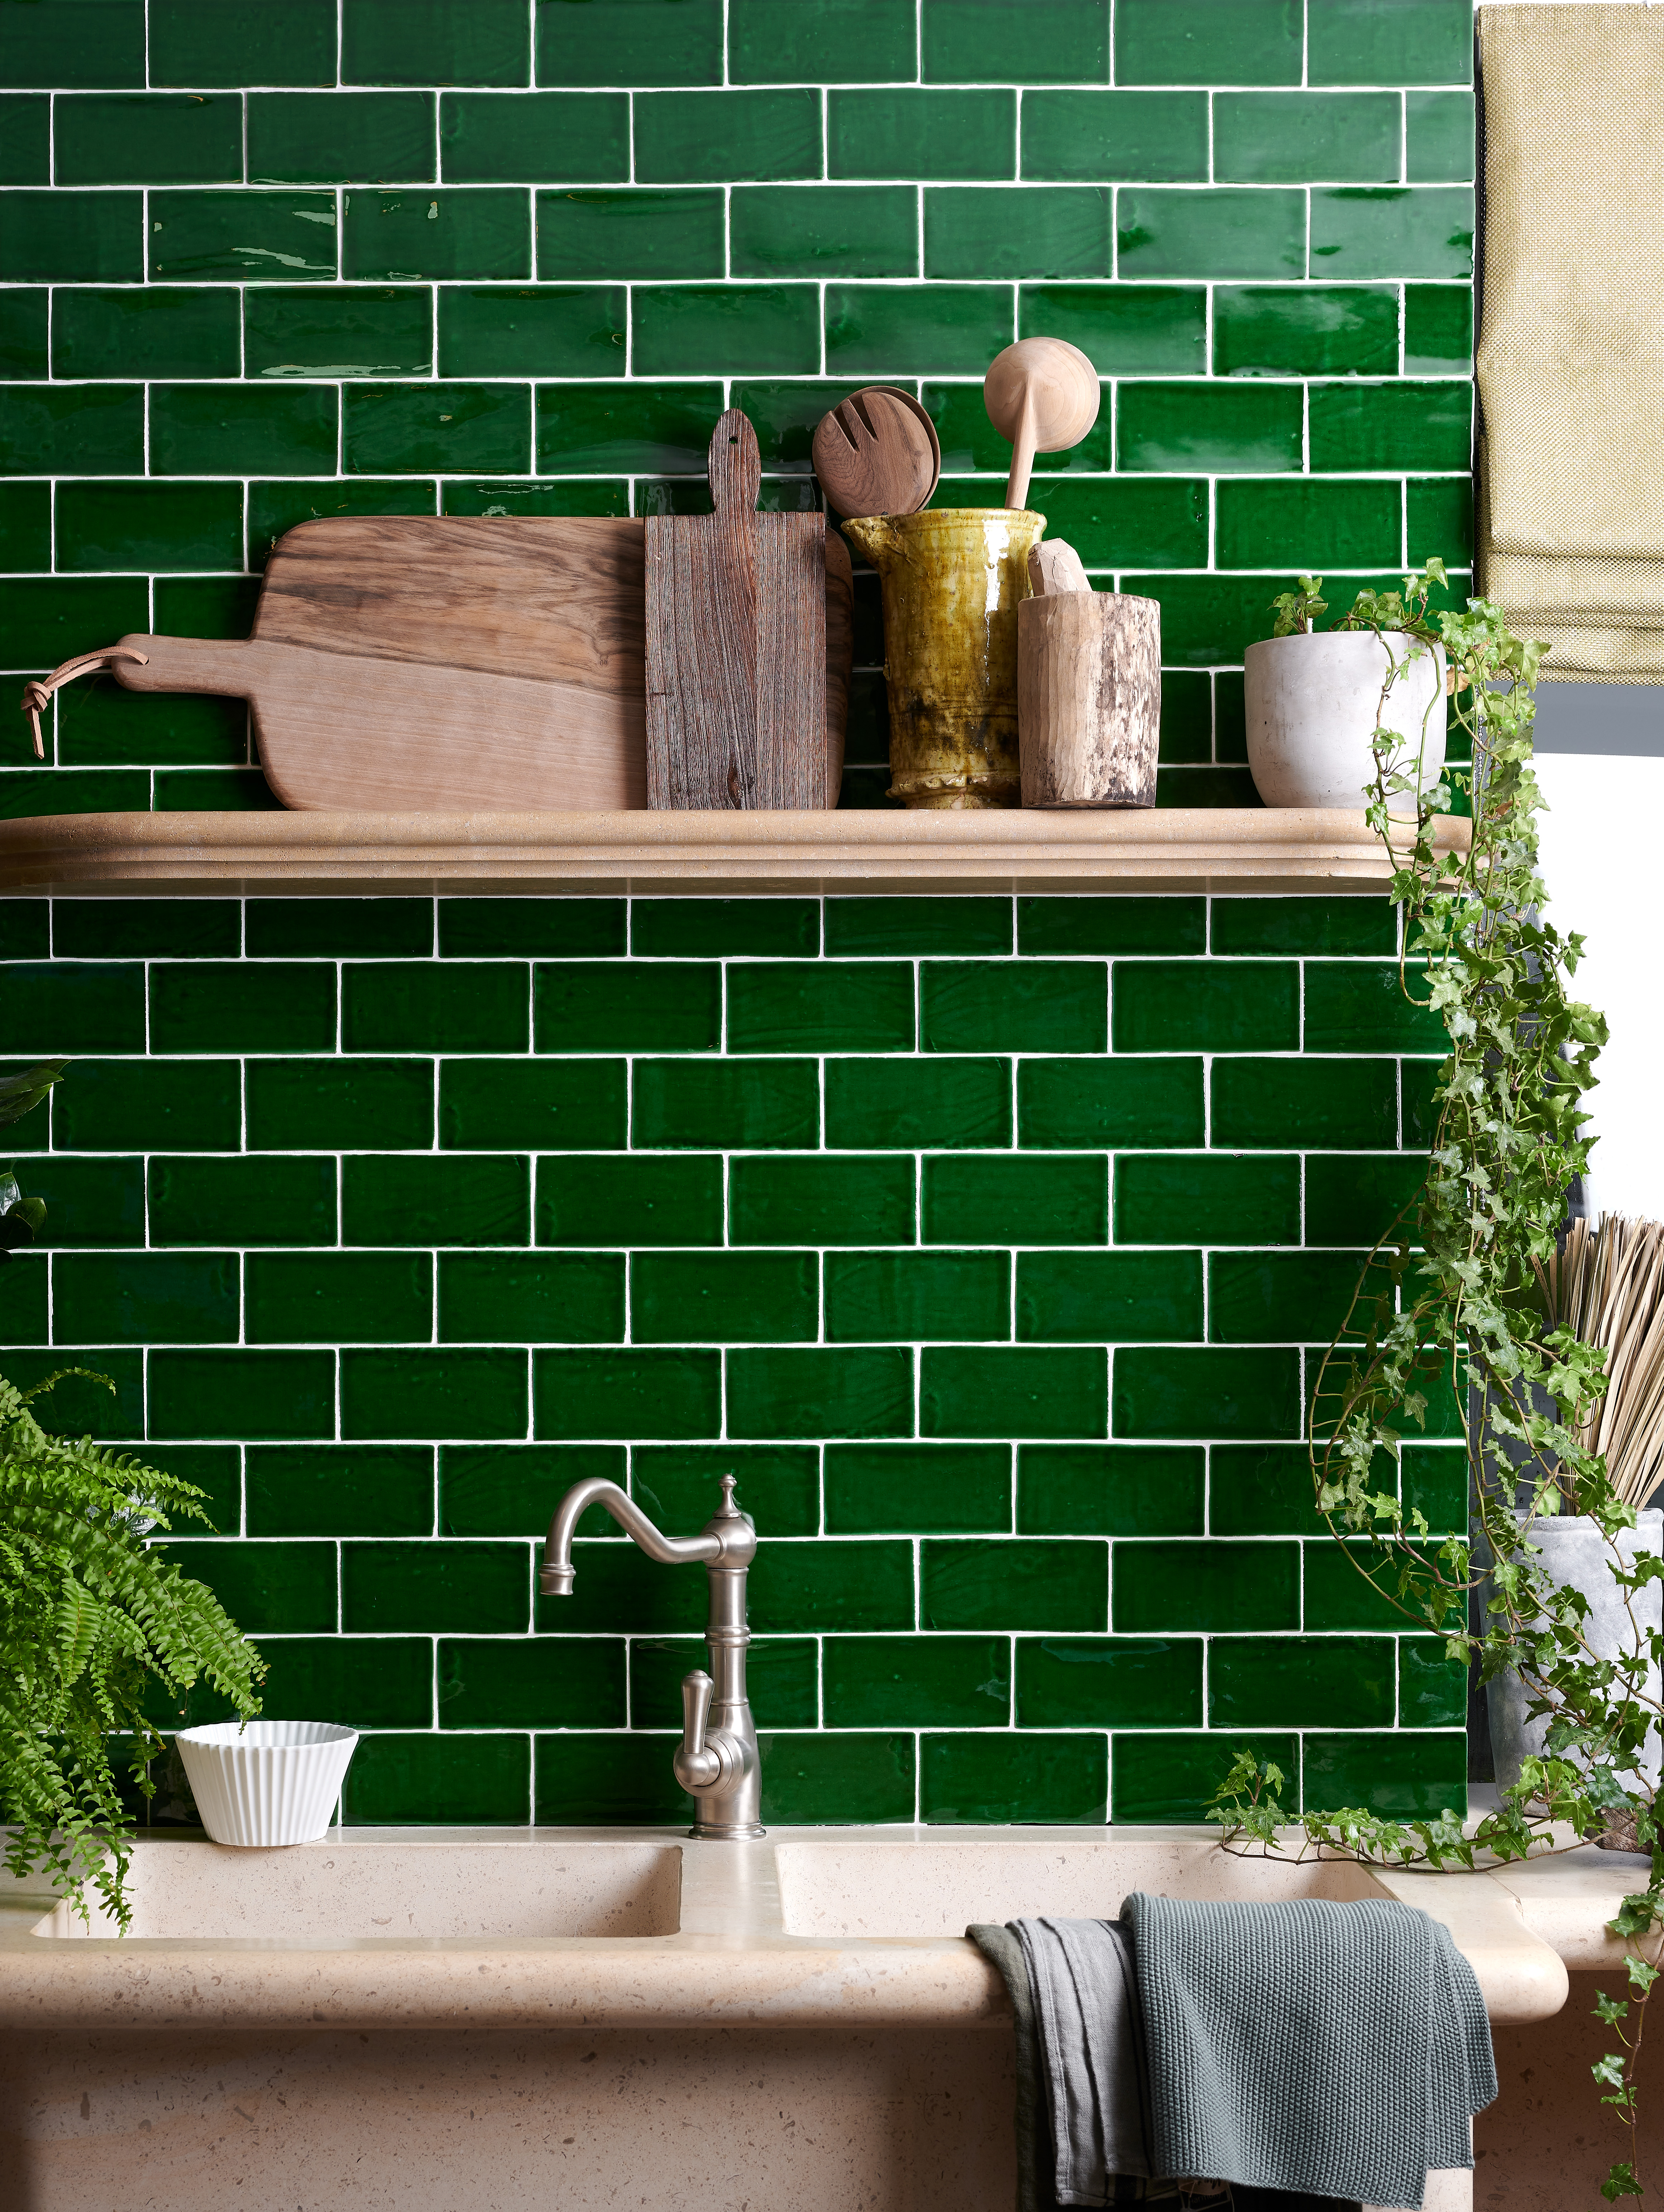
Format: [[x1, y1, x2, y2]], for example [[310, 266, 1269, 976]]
[[690, 1822, 767, 1841]]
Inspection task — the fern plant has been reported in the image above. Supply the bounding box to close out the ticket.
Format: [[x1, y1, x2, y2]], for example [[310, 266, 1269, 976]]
[[0, 1368, 266, 1929]]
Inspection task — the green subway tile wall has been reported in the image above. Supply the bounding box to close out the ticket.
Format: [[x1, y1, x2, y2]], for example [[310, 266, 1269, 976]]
[[0, 891, 1467, 1825], [1, 0, 1474, 1827], [1, 0, 1472, 812]]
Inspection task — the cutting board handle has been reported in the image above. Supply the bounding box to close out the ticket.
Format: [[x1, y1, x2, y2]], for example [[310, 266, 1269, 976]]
[[709, 409, 762, 518], [112, 634, 263, 697]]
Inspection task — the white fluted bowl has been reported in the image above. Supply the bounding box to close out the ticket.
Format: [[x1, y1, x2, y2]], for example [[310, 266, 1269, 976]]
[[174, 1720, 359, 1847]]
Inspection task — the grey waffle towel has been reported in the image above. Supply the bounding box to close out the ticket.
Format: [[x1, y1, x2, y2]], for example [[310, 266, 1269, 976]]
[[1122, 1893, 1497, 2212]]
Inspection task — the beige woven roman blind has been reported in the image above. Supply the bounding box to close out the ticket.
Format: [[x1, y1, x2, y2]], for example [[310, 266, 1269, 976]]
[[1477, 3, 1664, 677]]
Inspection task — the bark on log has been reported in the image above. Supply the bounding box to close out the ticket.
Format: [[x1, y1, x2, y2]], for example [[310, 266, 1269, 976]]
[[1018, 592, 1161, 808]]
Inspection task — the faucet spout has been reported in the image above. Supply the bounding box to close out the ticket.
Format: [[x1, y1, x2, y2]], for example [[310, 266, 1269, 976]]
[[539, 1474, 763, 1840]]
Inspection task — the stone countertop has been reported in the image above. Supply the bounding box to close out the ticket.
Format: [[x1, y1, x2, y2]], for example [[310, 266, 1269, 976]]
[[0, 1824, 1578, 2033]]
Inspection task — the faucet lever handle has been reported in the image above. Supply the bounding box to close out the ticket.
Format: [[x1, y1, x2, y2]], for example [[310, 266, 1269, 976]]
[[680, 1669, 714, 1760]]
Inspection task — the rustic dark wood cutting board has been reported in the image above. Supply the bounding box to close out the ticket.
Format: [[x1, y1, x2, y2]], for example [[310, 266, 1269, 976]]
[[644, 410, 828, 809]]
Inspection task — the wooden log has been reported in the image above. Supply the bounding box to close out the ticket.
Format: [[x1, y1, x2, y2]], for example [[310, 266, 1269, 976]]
[[1018, 591, 1161, 808]]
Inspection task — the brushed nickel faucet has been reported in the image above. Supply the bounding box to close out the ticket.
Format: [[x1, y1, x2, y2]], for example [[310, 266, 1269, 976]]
[[539, 1474, 762, 1839]]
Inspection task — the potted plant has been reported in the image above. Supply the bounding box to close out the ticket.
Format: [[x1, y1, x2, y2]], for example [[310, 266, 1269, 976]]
[[0, 1065, 266, 1929], [1243, 573, 1448, 810]]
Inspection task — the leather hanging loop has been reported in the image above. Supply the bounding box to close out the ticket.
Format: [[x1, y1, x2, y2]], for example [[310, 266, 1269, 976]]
[[19, 645, 149, 759]]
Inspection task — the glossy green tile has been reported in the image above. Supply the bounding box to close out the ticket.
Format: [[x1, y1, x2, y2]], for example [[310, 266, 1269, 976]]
[[824, 283, 1014, 377], [1113, 1730, 1297, 1824], [1209, 1442, 1328, 1537], [731, 0, 915, 79], [246, 1443, 434, 1538], [1116, 0, 1297, 83], [0, 961, 143, 1053], [535, 0, 723, 87], [729, 185, 916, 280], [54, 481, 241, 573], [247, 1252, 434, 1345], [1304, 960, 1448, 1053], [5, 1158, 143, 1251], [150, 1, 336, 88], [635, 88, 819, 183], [49, 288, 237, 383], [536, 961, 719, 1052], [923, 1730, 1107, 1823], [0, 1257, 51, 1348], [245, 899, 428, 959], [728, 1345, 913, 1440], [160, 1538, 336, 1635], [632, 1059, 817, 1150], [828, 1439, 1010, 1538], [53, 1252, 237, 1347], [1407, 474, 1473, 568], [234, 1636, 431, 1730], [1019, 898, 1203, 956], [338, 961, 526, 1053], [829, 88, 1012, 181], [1018, 1635, 1201, 1727], [1307, 379, 1471, 472], [56, 93, 242, 186], [343, 185, 530, 279], [534, 1533, 703, 1636], [1118, 382, 1302, 474], [1217, 91, 1401, 185], [0, 386, 143, 476], [727, 961, 911, 1052], [632, 282, 818, 376], [1027, 477, 1210, 568], [1312, 185, 1472, 279], [631, 1251, 815, 1343], [53, 898, 239, 959], [1024, 90, 1207, 183], [922, 1536, 1106, 1631], [634, 1441, 818, 1538], [823, 899, 1005, 958], [1214, 476, 1402, 570], [539, 383, 722, 477], [1113, 1347, 1300, 1442], [441, 1443, 623, 1538], [821, 1635, 1001, 1729], [147, 190, 336, 282], [1019, 286, 1206, 381], [343, 1155, 529, 1248], [1119, 1540, 1300, 1635], [923, 0, 1107, 81], [1017, 1443, 1204, 1537], [0, 96, 48, 185], [922, 961, 1106, 1055], [919, 383, 1107, 476], [1211, 1057, 1397, 1148], [1113, 960, 1296, 1051], [537, 1153, 722, 1246], [341, 381, 530, 473], [1217, 896, 1396, 956], [348, 1732, 529, 1825], [821, 1057, 1006, 1152], [1406, 91, 1474, 184], [150, 960, 334, 1053], [343, 1538, 527, 1633], [1301, 1730, 1466, 1820], [1118, 188, 1304, 281], [1403, 1445, 1465, 1538], [150, 1348, 336, 1441], [0, 292, 48, 380], [922, 1346, 1106, 1441], [441, 91, 627, 185], [731, 378, 892, 476], [243, 287, 432, 380], [1213, 283, 1399, 378], [440, 1636, 622, 1731], [1399, 1635, 1468, 1726], [53, 1059, 236, 1159], [445, 478, 630, 518], [536, 189, 722, 282], [149, 383, 338, 476], [0, 191, 142, 281], [1016, 1250, 1200, 1343], [148, 1155, 336, 1248], [926, 187, 1109, 281], [1404, 285, 1472, 375], [247, 1057, 434, 1151], [441, 1059, 623, 1152], [633, 899, 818, 958], [344, 0, 529, 85], [923, 1155, 1106, 1247], [758, 1730, 917, 1823], [153, 576, 261, 637], [533, 1732, 687, 1824], [1113, 573, 1278, 668], [824, 1250, 1009, 1346], [0, 903, 47, 959], [1309, 0, 1472, 88], [437, 899, 618, 957], [534, 1347, 721, 1439], [341, 1348, 530, 1441], [158, 766, 283, 811], [1209, 1251, 1369, 1344], [728, 1155, 914, 1250], [437, 283, 625, 376], [1304, 1152, 1426, 1247], [1017, 1058, 1203, 1151], [249, 93, 431, 187]]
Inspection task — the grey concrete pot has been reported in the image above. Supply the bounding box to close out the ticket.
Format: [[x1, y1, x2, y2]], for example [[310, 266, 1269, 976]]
[[1487, 1509, 1664, 1788], [1244, 629, 1447, 809]]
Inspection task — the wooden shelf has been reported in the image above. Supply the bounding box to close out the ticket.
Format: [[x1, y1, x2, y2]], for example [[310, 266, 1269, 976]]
[[0, 808, 1470, 897]]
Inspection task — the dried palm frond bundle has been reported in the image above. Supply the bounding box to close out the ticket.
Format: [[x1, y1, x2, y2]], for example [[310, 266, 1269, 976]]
[[1539, 1215, 1664, 1510]]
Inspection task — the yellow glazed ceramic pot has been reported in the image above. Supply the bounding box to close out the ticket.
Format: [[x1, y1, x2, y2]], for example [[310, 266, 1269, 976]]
[[841, 507, 1044, 809]]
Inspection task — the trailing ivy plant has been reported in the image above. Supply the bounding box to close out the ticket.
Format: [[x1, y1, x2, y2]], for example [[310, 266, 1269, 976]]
[[0, 1065, 264, 1931], [1209, 560, 1664, 2203]]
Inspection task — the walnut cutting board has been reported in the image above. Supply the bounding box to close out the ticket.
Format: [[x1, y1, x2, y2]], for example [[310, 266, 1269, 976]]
[[107, 513, 850, 813], [645, 410, 828, 809]]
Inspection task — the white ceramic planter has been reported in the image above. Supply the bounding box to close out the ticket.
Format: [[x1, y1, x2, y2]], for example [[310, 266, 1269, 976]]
[[174, 1719, 358, 1847], [1244, 629, 1447, 810], [1486, 1510, 1664, 1790]]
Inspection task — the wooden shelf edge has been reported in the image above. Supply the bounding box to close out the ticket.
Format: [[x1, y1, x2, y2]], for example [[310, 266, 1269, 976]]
[[0, 808, 1471, 896]]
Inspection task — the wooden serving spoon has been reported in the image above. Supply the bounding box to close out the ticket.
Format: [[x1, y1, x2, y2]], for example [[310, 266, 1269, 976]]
[[984, 338, 1101, 511], [812, 386, 941, 519]]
